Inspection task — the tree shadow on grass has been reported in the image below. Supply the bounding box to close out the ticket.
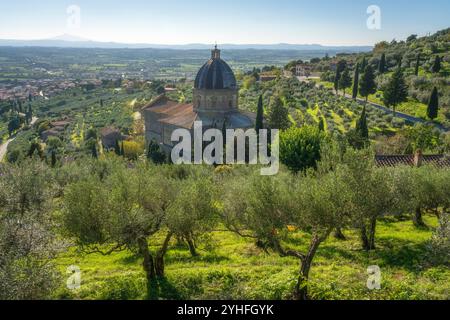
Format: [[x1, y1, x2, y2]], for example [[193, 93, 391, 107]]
[[317, 245, 362, 262], [373, 237, 430, 272], [147, 277, 183, 300], [165, 252, 230, 264], [316, 238, 438, 274], [118, 254, 141, 265]]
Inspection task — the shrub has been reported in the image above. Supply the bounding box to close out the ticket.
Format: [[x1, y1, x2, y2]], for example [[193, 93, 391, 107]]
[[123, 139, 145, 160], [427, 213, 450, 266], [279, 126, 325, 173]]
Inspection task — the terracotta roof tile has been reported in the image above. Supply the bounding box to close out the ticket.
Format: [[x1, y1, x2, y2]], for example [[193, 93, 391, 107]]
[[375, 154, 450, 168], [143, 95, 197, 129]]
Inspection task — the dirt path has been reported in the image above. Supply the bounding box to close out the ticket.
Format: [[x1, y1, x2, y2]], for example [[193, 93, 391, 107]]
[[0, 117, 38, 162], [0, 137, 14, 161]]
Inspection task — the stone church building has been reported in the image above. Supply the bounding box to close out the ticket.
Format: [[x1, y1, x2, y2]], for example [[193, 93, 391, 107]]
[[143, 46, 255, 151]]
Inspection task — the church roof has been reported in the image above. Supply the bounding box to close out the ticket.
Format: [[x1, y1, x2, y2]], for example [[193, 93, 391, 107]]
[[194, 46, 237, 90], [143, 95, 196, 129], [143, 95, 255, 130]]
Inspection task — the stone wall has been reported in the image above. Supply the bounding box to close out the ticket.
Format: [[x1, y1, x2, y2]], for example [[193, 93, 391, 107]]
[[193, 88, 238, 113]]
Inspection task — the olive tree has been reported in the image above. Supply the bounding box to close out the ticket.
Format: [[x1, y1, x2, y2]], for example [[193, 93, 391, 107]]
[[342, 149, 415, 250], [165, 175, 218, 257], [411, 167, 450, 227], [428, 212, 450, 265], [63, 162, 175, 287], [62, 161, 219, 294], [0, 161, 60, 299], [221, 168, 352, 300]]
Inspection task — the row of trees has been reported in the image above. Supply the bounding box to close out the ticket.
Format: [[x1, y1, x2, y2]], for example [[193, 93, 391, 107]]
[[62, 147, 450, 300], [1, 139, 449, 300], [332, 57, 441, 120]]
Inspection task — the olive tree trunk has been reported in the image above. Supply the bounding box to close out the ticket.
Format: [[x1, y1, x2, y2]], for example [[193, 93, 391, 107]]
[[155, 232, 173, 277], [137, 237, 156, 282], [368, 218, 377, 250], [360, 219, 377, 251], [294, 233, 324, 300], [187, 237, 198, 257], [413, 207, 426, 227], [333, 228, 346, 240], [360, 225, 370, 251]]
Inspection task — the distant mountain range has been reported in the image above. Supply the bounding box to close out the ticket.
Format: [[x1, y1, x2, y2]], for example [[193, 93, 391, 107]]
[[0, 34, 372, 52]]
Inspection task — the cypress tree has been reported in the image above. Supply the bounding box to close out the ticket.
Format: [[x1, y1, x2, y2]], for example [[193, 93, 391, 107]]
[[397, 57, 403, 69], [51, 149, 57, 167], [348, 106, 369, 150], [147, 140, 166, 164], [431, 56, 441, 73], [382, 66, 409, 116], [333, 60, 347, 93], [221, 120, 227, 142], [91, 143, 98, 159], [378, 53, 386, 74], [318, 117, 325, 132], [28, 141, 43, 159], [359, 65, 377, 102], [334, 68, 341, 93], [28, 104, 32, 120], [267, 95, 290, 130], [361, 57, 367, 71], [352, 63, 360, 99], [414, 53, 421, 76], [427, 87, 439, 120], [114, 139, 121, 155], [356, 106, 369, 139], [339, 68, 352, 96], [255, 95, 264, 132]]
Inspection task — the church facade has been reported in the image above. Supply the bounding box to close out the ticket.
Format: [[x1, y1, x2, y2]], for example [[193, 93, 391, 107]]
[[143, 47, 256, 152]]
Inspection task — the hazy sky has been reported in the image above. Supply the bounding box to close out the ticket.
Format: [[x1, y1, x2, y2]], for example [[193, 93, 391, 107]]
[[0, 0, 448, 45]]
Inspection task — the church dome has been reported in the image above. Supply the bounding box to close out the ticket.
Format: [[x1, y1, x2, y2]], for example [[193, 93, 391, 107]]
[[194, 46, 237, 90]]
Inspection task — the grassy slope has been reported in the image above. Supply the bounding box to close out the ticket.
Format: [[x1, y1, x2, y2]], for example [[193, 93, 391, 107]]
[[54, 214, 449, 300], [315, 81, 447, 124], [366, 91, 447, 123]]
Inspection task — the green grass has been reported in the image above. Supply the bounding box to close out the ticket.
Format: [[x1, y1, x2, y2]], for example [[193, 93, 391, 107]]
[[307, 104, 321, 123], [313, 80, 335, 90], [366, 93, 446, 123], [330, 110, 345, 133], [316, 80, 446, 124], [53, 214, 449, 300]]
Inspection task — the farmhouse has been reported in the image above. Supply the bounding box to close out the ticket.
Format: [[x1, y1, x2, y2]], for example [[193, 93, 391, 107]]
[[100, 127, 125, 150], [40, 119, 71, 141], [143, 46, 256, 151], [295, 64, 313, 77], [259, 73, 277, 82]]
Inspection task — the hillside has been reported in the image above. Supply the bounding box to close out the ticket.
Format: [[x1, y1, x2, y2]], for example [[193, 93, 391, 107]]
[[55, 215, 448, 300], [297, 28, 449, 127]]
